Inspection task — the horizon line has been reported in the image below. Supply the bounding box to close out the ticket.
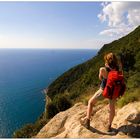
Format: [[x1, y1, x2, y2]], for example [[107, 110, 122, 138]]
[[0, 48, 99, 50]]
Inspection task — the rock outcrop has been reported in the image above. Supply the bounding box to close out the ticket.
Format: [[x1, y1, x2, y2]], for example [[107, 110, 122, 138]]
[[36, 101, 140, 138]]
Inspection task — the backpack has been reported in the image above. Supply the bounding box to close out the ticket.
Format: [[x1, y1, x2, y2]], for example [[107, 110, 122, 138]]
[[102, 70, 126, 99]]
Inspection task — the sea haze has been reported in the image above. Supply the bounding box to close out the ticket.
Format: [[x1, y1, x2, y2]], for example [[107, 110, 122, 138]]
[[0, 49, 98, 137]]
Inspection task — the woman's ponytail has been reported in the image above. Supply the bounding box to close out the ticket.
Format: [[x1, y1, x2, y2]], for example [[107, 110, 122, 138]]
[[104, 53, 119, 70]]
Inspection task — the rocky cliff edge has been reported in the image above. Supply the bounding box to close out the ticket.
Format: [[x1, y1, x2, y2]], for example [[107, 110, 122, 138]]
[[36, 101, 140, 138]]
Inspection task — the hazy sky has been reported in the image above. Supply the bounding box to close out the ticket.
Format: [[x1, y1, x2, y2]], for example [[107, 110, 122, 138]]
[[0, 2, 140, 49]]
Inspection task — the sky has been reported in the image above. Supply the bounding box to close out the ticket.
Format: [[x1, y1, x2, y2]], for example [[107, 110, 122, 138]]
[[0, 1, 140, 49]]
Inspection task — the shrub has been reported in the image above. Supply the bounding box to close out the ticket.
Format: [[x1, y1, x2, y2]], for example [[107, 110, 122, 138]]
[[53, 94, 72, 112], [13, 124, 35, 138], [117, 88, 140, 108], [127, 72, 140, 89], [46, 102, 59, 119], [13, 118, 48, 138], [13, 109, 50, 138]]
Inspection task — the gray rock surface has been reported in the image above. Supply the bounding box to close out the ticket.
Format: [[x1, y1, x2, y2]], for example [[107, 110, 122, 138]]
[[36, 101, 140, 138]]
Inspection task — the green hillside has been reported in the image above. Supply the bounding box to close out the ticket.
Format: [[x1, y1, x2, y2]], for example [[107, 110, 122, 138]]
[[13, 26, 140, 138], [47, 25, 140, 102]]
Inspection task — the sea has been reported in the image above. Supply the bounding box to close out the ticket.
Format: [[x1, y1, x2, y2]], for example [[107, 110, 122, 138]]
[[0, 49, 98, 138]]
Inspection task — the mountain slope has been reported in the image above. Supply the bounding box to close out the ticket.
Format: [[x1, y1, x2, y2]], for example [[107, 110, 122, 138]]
[[47, 25, 140, 101], [13, 25, 140, 138]]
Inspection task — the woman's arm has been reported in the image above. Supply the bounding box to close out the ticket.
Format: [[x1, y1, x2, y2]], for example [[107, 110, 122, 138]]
[[99, 67, 108, 80], [99, 68, 102, 81]]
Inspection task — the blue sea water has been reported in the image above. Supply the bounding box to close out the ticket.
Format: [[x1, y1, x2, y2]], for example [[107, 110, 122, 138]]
[[0, 49, 97, 138]]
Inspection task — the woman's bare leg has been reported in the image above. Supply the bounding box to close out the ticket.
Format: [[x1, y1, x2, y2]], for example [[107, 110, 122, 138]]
[[86, 88, 103, 119], [86, 97, 97, 119], [80, 88, 103, 128], [108, 99, 116, 130]]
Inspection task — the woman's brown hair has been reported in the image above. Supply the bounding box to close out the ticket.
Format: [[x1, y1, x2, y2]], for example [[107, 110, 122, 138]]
[[104, 52, 119, 70]]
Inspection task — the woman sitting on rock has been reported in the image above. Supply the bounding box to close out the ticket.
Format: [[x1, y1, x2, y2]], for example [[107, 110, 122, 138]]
[[80, 52, 120, 132]]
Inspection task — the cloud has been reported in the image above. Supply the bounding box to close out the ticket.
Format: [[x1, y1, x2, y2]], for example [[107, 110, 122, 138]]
[[98, 2, 140, 37]]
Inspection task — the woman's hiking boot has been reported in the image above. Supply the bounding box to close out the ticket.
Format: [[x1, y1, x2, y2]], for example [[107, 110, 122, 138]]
[[107, 124, 112, 132], [107, 125, 116, 135], [80, 117, 90, 129]]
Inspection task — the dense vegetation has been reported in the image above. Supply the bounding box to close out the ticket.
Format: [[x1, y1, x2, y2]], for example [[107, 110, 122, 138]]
[[13, 113, 48, 138], [13, 25, 140, 138], [47, 25, 140, 103]]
